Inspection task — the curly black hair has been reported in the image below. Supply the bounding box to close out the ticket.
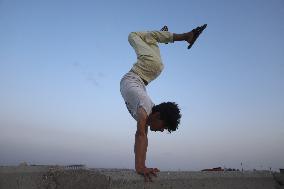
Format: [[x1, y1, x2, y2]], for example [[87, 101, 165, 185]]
[[152, 102, 181, 133]]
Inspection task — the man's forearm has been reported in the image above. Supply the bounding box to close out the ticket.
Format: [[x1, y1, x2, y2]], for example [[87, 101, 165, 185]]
[[135, 134, 148, 171]]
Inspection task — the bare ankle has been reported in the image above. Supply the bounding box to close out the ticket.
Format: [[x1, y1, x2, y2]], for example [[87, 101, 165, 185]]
[[186, 32, 194, 43], [173, 33, 187, 42]]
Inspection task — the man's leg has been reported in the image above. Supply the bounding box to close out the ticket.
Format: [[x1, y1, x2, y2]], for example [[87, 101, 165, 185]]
[[128, 29, 196, 56], [128, 29, 198, 70], [173, 24, 207, 48], [173, 32, 195, 44], [128, 31, 173, 63]]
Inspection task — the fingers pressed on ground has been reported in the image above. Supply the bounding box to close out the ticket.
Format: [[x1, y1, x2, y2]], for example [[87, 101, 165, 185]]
[[148, 175, 153, 182], [144, 172, 153, 182], [150, 170, 157, 177]]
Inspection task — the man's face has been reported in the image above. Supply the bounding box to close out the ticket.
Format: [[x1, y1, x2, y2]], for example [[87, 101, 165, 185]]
[[149, 112, 166, 132]]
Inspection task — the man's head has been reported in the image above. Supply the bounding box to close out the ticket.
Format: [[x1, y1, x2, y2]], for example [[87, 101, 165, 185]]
[[148, 102, 181, 133]]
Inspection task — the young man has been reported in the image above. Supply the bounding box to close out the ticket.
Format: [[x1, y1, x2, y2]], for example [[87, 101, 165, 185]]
[[120, 26, 202, 181]]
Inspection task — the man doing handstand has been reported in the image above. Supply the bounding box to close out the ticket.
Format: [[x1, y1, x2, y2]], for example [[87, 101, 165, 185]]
[[120, 25, 205, 181]]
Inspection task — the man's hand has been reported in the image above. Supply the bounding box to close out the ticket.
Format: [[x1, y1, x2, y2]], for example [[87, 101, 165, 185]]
[[137, 167, 160, 182]]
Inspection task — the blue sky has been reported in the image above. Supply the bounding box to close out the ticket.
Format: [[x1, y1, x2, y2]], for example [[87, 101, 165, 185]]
[[0, 0, 283, 171]]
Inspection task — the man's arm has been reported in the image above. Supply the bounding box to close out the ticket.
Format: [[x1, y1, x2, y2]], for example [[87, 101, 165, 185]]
[[135, 107, 159, 182], [134, 107, 148, 172]]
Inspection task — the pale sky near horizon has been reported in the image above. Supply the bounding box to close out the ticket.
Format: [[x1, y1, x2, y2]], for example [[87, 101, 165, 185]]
[[0, 0, 284, 171]]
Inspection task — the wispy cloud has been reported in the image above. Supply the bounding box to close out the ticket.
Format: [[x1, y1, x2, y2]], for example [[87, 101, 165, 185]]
[[72, 61, 105, 87]]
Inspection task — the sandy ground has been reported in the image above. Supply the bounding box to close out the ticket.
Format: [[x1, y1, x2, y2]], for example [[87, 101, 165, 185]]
[[0, 165, 283, 189]]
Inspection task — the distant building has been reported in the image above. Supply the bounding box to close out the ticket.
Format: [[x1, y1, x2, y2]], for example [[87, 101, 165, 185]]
[[18, 162, 28, 167], [202, 167, 224, 172], [225, 168, 239, 172], [65, 164, 86, 170]]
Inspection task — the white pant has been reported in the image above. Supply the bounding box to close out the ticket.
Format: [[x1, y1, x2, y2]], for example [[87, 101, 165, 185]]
[[120, 71, 154, 121]]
